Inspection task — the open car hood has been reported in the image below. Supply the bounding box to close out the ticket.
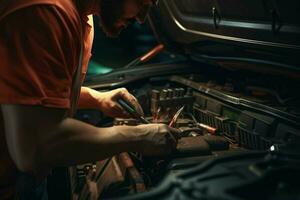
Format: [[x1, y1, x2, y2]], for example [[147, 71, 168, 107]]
[[148, 0, 300, 76]]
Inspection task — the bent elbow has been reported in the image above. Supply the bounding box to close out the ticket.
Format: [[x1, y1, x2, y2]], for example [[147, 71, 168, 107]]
[[14, 155, 37, 173], [15, 162, 34, 173], [14, 149, 45, 173]]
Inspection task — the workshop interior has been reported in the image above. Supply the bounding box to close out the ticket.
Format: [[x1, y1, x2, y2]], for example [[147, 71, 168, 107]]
[[45, 0, 300, 199]]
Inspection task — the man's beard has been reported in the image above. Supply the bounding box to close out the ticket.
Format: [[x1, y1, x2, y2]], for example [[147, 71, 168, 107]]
[[98, 0, 125, 37], [98, 17, 123, 38]]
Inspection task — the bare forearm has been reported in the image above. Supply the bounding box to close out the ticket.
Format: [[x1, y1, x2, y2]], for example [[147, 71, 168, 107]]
[[39, 119, 140, 169], [77, 86, 99, 109], [2, 104, 177, 174]]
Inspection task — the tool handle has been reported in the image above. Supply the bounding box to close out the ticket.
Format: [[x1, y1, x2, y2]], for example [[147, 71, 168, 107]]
[[117, 98, 137, 115], [117, 98, 150, 124], [117, 98, 137, 117]]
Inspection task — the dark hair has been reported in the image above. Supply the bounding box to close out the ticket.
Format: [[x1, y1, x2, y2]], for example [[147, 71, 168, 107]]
[[99, 0, 125, 30], [98, 0, 153, 36]]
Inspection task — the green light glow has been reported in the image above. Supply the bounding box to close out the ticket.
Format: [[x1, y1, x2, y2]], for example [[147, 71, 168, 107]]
[[87, 60, 113, 77]]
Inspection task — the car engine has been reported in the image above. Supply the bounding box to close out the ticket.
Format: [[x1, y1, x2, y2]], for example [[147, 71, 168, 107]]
[[54, 63, 300, 200]]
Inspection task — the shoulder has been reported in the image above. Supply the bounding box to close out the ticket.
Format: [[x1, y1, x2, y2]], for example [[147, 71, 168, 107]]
[[0, 3, 82, 109], [0, 3, 82, 82], [0, 1, 82, 42], [0, 0, 80, 25], [0, 5, 82, 53]]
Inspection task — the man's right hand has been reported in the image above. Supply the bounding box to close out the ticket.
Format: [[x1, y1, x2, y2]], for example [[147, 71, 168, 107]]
[[2, 104, 180, 174], [134, 124, 180, 156]]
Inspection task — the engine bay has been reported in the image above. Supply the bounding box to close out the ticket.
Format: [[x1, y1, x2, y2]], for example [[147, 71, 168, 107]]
[[58, 67, 300, 200]]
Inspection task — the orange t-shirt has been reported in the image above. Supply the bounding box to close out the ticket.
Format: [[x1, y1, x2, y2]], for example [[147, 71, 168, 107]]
[[0, 0, 94, 198]]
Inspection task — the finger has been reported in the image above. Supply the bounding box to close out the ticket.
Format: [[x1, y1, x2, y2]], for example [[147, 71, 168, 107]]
[[114, 103, 131, 118], [168, 127, 182, 140], [169, 137, 177, 150], [129, 95, 144, 116], [165, 136, 177, 151], [118, 89, 144, 116], [112, 88, 129, 100], [166, 131, 178, 146]]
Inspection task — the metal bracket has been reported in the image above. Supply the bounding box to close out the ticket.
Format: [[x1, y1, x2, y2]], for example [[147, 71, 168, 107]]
[[212, 7, 221, 29], [271, 9, 282, 34]]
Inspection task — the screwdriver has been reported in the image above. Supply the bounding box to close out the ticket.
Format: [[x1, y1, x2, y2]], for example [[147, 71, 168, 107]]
[[117, 98, 150, 124]]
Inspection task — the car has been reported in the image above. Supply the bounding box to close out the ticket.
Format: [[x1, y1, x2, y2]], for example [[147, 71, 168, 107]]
[[47, 0, 300, 199]]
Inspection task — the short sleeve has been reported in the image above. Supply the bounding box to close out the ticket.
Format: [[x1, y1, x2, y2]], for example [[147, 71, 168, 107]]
[[0, 5, 81, 108]]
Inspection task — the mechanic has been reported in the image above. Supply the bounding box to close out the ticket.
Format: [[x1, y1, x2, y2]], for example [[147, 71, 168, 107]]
[[0, 0, 179, 199]]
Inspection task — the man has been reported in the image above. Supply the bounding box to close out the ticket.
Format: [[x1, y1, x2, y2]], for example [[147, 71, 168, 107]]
[[0, 0, 179, 199]]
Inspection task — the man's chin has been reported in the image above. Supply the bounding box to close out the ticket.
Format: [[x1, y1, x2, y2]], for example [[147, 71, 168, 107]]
[[100, 25, 124, 38]]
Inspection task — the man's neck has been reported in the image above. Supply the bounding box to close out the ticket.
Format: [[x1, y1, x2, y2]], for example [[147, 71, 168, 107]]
[[76, 0, 100, 16]]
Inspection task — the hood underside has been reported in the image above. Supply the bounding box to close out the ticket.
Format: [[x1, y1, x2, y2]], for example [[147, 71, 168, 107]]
[[148, 0, 300, 74]]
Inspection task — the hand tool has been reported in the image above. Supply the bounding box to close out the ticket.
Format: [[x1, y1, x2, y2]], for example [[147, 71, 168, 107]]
[[117, 98, 150, 124]]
